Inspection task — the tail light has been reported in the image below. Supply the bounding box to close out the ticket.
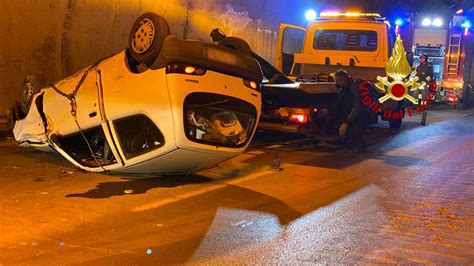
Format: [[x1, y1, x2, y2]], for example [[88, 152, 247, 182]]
[[448, 96, 458, 102], [243, 79, 260, 91], [167, 63, 206, 75], [184, 66, 196, 74], [289, 113, 308, 124]]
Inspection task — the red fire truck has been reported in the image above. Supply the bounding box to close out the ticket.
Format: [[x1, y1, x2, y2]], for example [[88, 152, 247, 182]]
[[401, 13, 474, 108]]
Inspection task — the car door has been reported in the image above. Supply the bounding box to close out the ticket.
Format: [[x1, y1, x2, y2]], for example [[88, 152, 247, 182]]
[[96, 52, 177, 170], [47, 69, 124, 172], [276, 24, 306, 75]]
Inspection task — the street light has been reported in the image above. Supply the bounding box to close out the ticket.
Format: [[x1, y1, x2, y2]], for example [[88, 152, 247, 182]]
[[422, 18, 432, 26], [462, 21, 471, 36], [433, 18, 443, 27], [305, 9, 317, 21]]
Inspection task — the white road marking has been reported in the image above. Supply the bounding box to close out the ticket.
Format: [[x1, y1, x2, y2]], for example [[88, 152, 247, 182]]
[[132, 167, 275, 212], [132, 184, 226, 212], [265, 144, 282, 149]]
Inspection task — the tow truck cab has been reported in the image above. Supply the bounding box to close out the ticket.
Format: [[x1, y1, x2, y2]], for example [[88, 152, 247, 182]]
[[261, 13, 405, 132], [278, 13, 394, 81]]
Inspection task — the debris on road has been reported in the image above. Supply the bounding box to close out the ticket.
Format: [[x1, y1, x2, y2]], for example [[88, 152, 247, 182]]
[[3, 166, 20, 170], [269, 153, 282, 172], [61, 170, 74, 175]]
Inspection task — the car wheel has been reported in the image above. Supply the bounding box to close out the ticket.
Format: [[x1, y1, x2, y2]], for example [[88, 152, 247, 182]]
[[19, 75, 42, 117], [128, 13, 170, 67], [6, 107, 15, 130], [218, 37, 253, 56], [389, 119, 402, 129]]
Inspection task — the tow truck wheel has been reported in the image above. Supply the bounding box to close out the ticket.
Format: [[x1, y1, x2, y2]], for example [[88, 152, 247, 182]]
[[128, 13, 170, 67], [218, 37, 253, 56], [389, 119, 402, 129], [19, 74, 42, 117]]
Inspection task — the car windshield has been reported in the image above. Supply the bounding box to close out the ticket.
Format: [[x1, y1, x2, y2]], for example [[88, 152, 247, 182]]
[[313, 30, 378, 51]]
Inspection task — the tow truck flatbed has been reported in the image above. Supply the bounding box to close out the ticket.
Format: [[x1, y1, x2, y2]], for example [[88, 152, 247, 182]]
[[263, 82, 340, 95]]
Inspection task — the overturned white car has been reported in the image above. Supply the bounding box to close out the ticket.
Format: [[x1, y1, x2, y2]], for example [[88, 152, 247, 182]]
[[11, 13, 262, 174]]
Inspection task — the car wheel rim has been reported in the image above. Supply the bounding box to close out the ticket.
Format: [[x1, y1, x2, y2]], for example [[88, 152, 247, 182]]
[[22, 77, 35, 107], [131, 18, 155, 54]]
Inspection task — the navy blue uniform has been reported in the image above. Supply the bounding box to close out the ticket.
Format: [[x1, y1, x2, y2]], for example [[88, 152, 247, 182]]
[[338, 78, 369, 150]]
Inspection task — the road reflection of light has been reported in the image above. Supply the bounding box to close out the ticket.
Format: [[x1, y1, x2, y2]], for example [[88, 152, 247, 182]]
[[191, 208, 282, 261], [191, 185, 388, 263]]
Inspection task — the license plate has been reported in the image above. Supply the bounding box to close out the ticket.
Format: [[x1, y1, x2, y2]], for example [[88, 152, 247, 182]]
[[206, 47, 238, 65]]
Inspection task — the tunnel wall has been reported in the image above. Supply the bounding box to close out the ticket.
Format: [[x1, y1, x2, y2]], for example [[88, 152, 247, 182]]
[[0, 0, 312, 117]]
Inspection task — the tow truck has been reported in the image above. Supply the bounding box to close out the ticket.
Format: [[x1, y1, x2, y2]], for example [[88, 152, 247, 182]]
[[258, 12, 409, 137]]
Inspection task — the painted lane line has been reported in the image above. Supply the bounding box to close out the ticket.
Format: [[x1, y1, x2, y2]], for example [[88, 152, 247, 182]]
[[132, 168, 273, 212]]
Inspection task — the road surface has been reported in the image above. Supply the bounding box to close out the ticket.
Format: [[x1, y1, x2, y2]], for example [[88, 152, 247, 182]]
[[0, 106, 473, 264]]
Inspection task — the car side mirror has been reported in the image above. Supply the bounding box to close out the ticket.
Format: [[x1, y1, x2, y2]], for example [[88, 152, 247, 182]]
[[406, 52, 414, 67]]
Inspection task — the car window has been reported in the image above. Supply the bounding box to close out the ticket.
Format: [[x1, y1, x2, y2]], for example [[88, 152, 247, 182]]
[[313, 30, 378, 51], [282, 28, 305, 55], [114, 115, 165, 159], [184, 92, 257, 148], [57, 126, 117, 168]]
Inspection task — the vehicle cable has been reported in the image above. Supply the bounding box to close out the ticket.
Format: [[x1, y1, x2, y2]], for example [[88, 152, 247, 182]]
[[50, 57, 110, 171]]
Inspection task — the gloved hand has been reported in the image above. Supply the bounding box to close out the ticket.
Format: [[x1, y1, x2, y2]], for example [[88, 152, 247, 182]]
[[339, 122, 348, 138]]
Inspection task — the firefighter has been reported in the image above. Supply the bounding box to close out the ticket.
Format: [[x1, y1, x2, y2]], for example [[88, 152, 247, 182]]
[[334, 69, 369, 152], [413, 54, 434, 125], [414, 53, 434, 102]]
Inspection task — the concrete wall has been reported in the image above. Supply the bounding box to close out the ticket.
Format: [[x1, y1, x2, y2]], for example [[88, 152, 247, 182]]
[[0, 0, 311, 116]]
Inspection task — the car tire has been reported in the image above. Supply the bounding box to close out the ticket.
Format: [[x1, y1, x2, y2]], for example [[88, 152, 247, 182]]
[[128, 13, 170, 67], [389, 119, 402, 129], [218, 37, 253, 56], [6, 107, 15, 130], [19, 74, 43, 117]]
